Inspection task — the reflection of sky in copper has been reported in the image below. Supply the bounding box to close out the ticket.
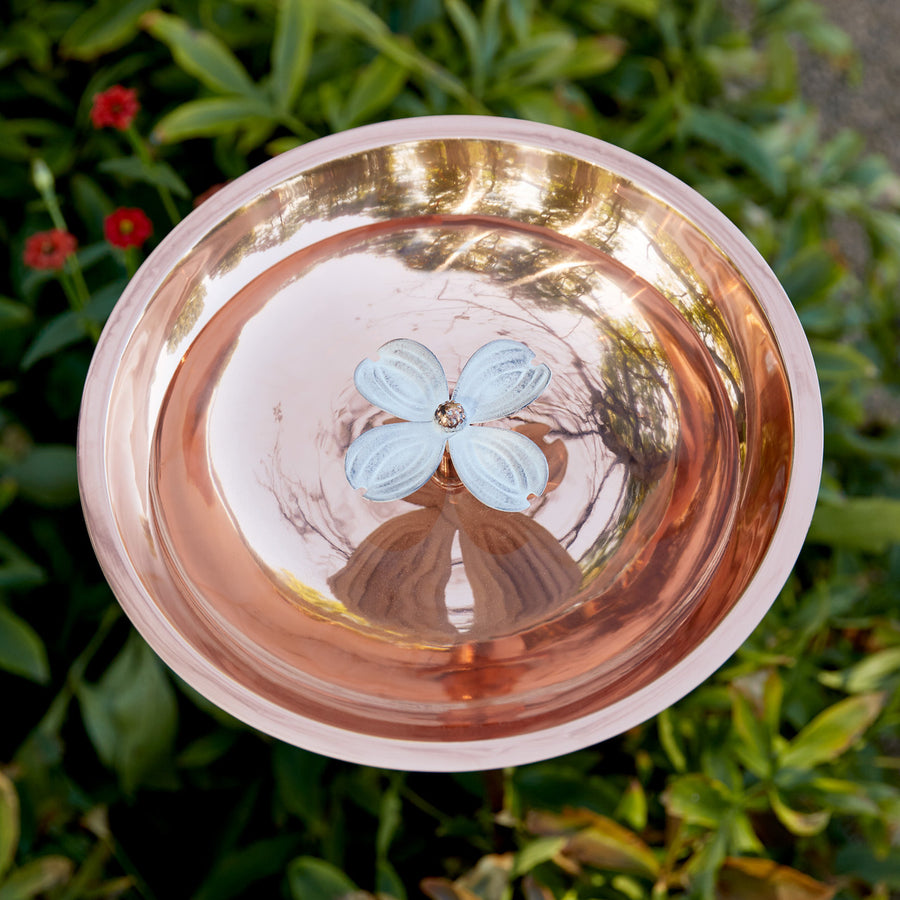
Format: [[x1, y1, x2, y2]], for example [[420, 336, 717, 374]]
[[206, 253, 619, 611], [198, 218, 686, 635]]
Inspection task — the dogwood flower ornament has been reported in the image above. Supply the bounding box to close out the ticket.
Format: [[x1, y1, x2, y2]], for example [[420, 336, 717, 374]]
[[345, 338, 552, 512]]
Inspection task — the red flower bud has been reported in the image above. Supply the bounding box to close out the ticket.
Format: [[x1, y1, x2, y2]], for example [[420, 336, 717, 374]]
[[90, 85, 140, 131], [23, 229, 78, 270]]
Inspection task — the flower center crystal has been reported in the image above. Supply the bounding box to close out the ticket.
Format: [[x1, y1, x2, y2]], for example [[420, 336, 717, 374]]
[[434, 400, 466, 432]]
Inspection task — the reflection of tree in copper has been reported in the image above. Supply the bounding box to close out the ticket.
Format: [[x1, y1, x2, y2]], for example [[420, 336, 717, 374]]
[[203, 140, 632, 280], [260, 417, 356, 561], [327, 424, 581, 644], [165, 283, 206, 353], [376, 222, 679, 568]]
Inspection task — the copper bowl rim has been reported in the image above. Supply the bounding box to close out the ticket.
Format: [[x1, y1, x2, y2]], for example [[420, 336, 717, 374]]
[[78, 116, 823, 771]]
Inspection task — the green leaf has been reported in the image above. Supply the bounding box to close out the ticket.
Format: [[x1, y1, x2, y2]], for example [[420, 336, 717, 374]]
[[526, 809, 659, 879], [6, 445, 78, 507], [511, 837, 567, 878], [588, 0, 658, 19], [811, 339, 877, 384], [22, 279, 123, 369], [376, 778, 402, 861], [802, 18, 855, 65], [557, 36, 626, 81], [683, 107, 786, 196], [496, 31, 574, 86], [657, 708, 687, 772], [70, 175, 116, 239], [777, 246, 847, 307], [686, 829, 728, 898], [175, 730, 238, 768], [270, 0, 316, 112], [730, 689, 771, 778], [778, 692, 885, 770], [376, 857, 406, 900], [152, 97, 273, 143], [808, 777, 881, 817], [819, 646, 900, 693], [614, 779, 648, 832], [286, 857, 358, 900], [510, 87, 596, 133], [328, 55, 409, 131], [729, 813, 764, 855], [0, 857, 74, 900], [513, 760, 622, 813], [21, 312, 88, 370], [321, 0, 475, 106], [0, 298, 31, 331], [867, 208, 900, 255], [272, 743, 328, 828], [768, 789, 830, 837], [0, 22, 51, 71], [0, 537, 45, 591], [266, 136, 304, 156], [836, 843, 900, 888], [663, 774, 734, 829], [0, 605, 50, 683], [763, 669, 783, 736], [77, 631, 178, 793], [142, 12, 259, 98], [808, 496, 900, 552], [503, 0, 533, 42], [84, 279, 129, 324], [193, 836, 299, 900], [445, 0, 484, 91], [0, 772, 19, 881], [98, 156, 190, 198], [718, 856, 836, 900], [60, 0, 158, 60]]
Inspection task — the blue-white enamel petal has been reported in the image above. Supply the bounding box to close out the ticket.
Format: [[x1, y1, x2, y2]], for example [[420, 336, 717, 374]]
[[346, 421, 446, 502], [451, 340, 551, 423], [448, 426, 549, 512], [354, 338, 448, 422]]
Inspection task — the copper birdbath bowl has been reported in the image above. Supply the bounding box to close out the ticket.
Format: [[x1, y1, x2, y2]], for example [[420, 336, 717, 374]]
[[78, 117, 822, 771]]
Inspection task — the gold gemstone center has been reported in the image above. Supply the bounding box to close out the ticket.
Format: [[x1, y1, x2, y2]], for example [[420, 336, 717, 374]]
[[434, 400, 466, 431]]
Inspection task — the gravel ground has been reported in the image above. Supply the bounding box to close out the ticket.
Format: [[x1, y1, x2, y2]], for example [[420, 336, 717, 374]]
[[799, 0, 900, 170]]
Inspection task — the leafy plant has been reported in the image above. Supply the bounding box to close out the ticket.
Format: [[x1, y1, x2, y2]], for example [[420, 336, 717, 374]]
[[1, 0, 899, 898]]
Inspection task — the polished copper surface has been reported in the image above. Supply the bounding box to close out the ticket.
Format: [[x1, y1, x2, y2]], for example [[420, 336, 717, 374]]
[[78, 118, 822, 770]]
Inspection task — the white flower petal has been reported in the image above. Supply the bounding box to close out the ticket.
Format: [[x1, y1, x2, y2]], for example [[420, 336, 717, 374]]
[[448, 426, 549, 512], [354, 338, 448, 421], [346, 421, 446, 502], [451, 339, 551, 424]]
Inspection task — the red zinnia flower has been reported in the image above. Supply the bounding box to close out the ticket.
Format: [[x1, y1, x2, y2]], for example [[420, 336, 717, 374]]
[[104, 208, 153, 249], [90, 85, 140, 130], [23, 229, 78, 270]]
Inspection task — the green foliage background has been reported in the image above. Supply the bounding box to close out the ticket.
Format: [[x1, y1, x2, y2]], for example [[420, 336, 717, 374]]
[[1, 0, 899, 898]]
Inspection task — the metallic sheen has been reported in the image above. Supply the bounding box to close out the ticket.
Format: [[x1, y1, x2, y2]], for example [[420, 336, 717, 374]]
[[77, 117, 823, 771]]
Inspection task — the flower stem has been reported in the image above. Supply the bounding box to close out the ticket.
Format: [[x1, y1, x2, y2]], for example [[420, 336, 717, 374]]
[[126, 127, 181, 226], [60, 269, 101, 342], [58, 269, 83, 311], [67, 255, 92, 310], [32, 159, 68, 232], [28, 604, 122, 740], [124, 246, 139, 279], [32, 159, 96, 333]]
